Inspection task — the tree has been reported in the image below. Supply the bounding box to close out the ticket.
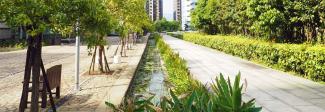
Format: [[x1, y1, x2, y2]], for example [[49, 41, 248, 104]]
[[108, 0, 151, 57], [50, 0, 118, 74], [81, 0, 116, 74], [247, 0, 286, 40], [0, 0, 116, 110], [191, 0, 216, 34], [0, 0, 66, 111], [154, 18, 180, 32], [191, 0, 325, 43], [0, 0, 71, 111]]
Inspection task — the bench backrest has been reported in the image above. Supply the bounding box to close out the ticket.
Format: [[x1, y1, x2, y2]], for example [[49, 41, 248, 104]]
[[46, 65, 62, 90]]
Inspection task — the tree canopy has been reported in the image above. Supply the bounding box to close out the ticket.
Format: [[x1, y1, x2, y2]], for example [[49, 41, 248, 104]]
[[154, 18, 181, 32], [0, 0, 151, 38], [191, 0, 325, 43]]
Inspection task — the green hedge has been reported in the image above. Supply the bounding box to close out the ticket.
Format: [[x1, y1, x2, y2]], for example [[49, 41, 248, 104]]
[[182, 33, 325, 81], [0, 39, 26, 48], [154, 33, 192, 95], [167, 32, 183, 39]]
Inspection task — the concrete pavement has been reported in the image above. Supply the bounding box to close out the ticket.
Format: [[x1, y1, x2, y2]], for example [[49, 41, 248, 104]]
[[58, 36, 148, 111], [0, 45, 91, 111], [163, 34, 325, 112], [0, 36, 147, 111]]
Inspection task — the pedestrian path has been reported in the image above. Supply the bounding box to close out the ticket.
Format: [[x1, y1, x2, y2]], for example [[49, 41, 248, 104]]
[[57, 37, 148, 111], [163, 34, 325, 112]]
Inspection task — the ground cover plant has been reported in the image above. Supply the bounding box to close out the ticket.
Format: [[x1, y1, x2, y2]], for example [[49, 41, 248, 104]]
[[155, 33, 192, 95]]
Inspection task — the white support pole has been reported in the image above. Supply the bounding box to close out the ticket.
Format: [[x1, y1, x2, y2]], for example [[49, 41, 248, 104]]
[[75, 20, 80, 91]]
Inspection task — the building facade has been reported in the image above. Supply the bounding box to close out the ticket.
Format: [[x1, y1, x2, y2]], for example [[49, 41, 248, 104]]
[[181, 0, 197, 30], [146, 0, 163, 21], [173, 0, 182, 22], [0, 23, 13, 40]]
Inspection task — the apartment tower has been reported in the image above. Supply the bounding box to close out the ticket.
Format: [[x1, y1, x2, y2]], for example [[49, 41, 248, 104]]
[[181, 0, 197, 30], [173, 0, 182, 22], [146, 0, 163, 21]]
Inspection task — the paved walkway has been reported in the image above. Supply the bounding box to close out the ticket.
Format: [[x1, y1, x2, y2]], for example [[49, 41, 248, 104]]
[[163, 34, 325, 112], [58, 37, 148, 112], [0, 36, 147, 111], [0, 46, 91, 112], [0, 46, 75, 79]]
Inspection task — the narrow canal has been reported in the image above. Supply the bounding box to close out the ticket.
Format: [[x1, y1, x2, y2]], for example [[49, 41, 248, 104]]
[[127, 35, 168, 104]]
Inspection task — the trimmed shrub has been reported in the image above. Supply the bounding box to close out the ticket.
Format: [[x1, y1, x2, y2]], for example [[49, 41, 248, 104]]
[[182, 33, 325, 81], [167, 32, 183, 39], [0, 39, 26, 48]]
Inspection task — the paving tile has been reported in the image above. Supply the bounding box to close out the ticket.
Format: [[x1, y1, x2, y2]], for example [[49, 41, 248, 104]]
[[163, 35, 325, 112]]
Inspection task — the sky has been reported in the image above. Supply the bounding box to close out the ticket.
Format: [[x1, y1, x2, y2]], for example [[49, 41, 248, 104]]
[[163, 0, 174, 21]]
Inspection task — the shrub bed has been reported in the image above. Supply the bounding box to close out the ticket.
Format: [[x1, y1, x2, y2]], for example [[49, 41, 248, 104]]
[[0, 39, 26, 48], [182, 33, 325, 81], [166, 32, 183, 39], [154, 33, 192, 95]]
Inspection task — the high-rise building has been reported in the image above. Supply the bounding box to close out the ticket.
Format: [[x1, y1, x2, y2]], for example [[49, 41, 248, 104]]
[[146, 0, 163, 21], [173, 0, 182, 22], [181, 0, 197, 30]]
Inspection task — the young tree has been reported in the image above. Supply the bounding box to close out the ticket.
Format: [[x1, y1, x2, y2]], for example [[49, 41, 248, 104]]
[[82, 0, 116, 74], [108, 0, 151, 57]]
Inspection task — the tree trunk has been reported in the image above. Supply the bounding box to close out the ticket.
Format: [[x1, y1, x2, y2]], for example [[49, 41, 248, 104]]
[[126, 34, 129, 50], [120, 39, 124, 56], [124, 37, 127, 56], [19, 37, 33, 111], [89, 46, 97, 74], [102, 47, 110, 72], [31, 34, 42, 112], [98, 45, 104, 73], [132, 33, 136, 45], [89, 44, 110, 74]]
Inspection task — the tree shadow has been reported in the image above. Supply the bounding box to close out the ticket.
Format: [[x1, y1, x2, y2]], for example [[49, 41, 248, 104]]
[[54, 94, 97, 111]]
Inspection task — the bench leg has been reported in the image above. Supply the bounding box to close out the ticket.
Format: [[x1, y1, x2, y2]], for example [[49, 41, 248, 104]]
[[41, 84, 47, 108], [56, 86, 60, 99]]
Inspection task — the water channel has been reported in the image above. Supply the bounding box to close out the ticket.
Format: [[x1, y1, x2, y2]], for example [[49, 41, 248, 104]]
[[127, 36, 168, 104]]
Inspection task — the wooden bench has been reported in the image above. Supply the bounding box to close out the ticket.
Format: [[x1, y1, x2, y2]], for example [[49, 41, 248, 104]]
[[40, 64, 62, 108], [23, 65, 62, 108]]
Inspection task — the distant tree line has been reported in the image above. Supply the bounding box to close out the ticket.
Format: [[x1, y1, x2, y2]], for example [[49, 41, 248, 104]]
[[191, 0, 325, 43], [154, 18, 180, 32]]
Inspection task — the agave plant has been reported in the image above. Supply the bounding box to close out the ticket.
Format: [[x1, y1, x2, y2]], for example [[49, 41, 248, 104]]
[[158, 73, 262, 112], [105, 96, 158, 112], [211, 73, 262, 112], [106, 73, 262, 112], [159, 80, 212, 112]]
